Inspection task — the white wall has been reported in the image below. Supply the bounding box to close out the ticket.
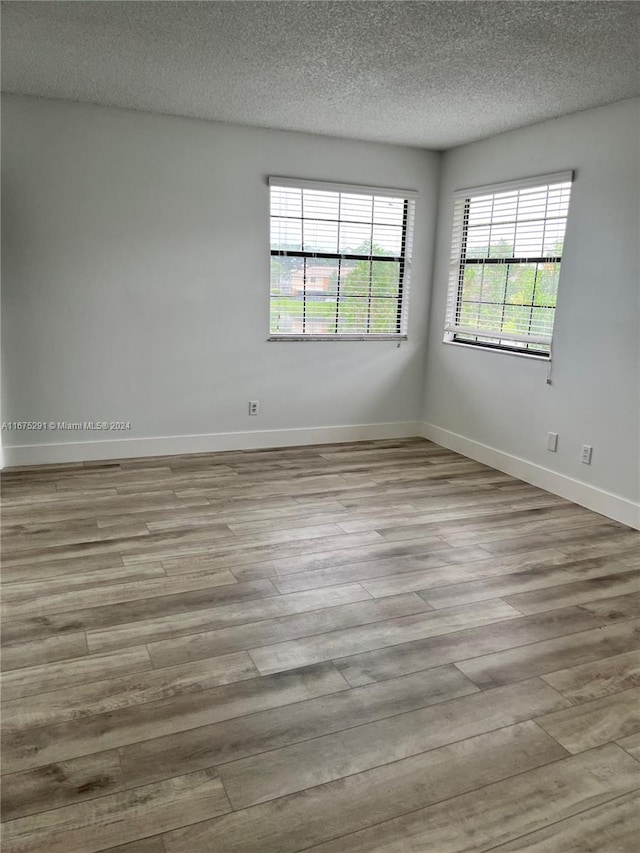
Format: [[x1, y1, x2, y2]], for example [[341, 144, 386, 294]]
[[1, 95, 438, 462], [422, 99, 640, 523], [3, 95, 638, 526]]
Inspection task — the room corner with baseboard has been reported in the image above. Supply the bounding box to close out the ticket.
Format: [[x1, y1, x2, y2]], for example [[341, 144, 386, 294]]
[[1, 3, 639, 851]]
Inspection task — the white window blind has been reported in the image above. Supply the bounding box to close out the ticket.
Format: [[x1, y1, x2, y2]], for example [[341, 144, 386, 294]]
[[444, 171, 573, 356], [269, 177, 417, 340]]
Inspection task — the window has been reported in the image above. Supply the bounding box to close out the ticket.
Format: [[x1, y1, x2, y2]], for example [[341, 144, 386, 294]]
[[269, 178, 417, 339], [444, 171, 573, 356]]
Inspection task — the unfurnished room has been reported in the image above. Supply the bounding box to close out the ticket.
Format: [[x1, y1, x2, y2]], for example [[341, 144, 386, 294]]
[[1, 1, 640, 851]]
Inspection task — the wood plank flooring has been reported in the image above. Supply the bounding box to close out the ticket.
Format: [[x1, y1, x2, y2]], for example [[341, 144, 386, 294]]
[[1, 437, 639, 852]]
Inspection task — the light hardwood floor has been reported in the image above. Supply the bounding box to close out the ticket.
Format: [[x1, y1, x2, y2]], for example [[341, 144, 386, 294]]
[[1, 437, 639, 852]]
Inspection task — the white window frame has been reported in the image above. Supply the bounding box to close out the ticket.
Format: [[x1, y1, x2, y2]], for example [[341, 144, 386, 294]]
[[268, 177, 417, 341], [444, 171, 573, 358]]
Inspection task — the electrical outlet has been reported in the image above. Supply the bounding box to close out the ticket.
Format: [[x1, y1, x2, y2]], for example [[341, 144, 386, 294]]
[[547, 432, 558, 452], [581, 445, 593, 465], [248, 400, 260, 416]]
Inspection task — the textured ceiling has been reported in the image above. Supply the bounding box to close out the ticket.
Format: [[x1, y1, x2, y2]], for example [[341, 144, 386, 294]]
[[2, 1, 639, 149]]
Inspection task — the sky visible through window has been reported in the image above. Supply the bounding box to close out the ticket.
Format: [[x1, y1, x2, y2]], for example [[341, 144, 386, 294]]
[[270, 186, 410, 337], [450, 180, 571, 354]]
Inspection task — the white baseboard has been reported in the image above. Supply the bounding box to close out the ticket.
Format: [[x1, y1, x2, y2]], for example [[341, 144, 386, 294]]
[[5, 419, 638, 530], [419, 422, 640, 531], [2, 421, 420, 467]]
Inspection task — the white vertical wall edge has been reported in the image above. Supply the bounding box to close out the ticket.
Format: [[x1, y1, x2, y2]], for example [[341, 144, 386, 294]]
[[2, 422, 420, 466], [419, 422, 640, 530]]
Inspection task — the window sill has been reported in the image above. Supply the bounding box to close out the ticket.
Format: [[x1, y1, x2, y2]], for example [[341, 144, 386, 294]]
[[442, 339, 550, 361], [268, 335, 408, 342]]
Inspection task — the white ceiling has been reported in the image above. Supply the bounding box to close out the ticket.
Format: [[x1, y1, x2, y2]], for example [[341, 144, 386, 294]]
[[2, 1, 639, 149]]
